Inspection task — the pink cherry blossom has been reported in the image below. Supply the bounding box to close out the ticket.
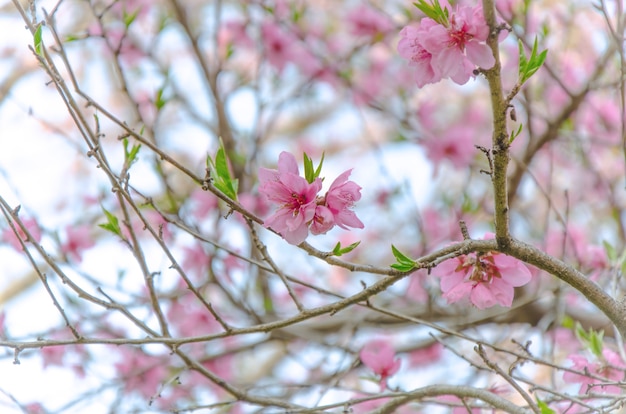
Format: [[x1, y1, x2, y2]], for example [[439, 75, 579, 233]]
[[61, 225, 95, 262], [309, 205, 335, 235], [324, 169, 364, 230], [433, 234, 532, 309], [259, 152, 363, 243], [359, 339, 402, 390], [397, 24, 440, 87], [398, 3, 496, 87], [258, 152, 322, 244], [563, 348, 626, 394]]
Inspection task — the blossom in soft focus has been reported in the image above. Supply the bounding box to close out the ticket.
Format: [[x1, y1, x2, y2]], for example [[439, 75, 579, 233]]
[[259, 151, 363, 245], [433, 234, 532, 309], [346, 6, 393, 40], [359, 339, 402, 390], [422, 125, 476, 171], [258, 152, 322, 244], [261, 21, 303, 73], [61, 225, 95, 262], [1, 217, 41, 251], [398, 2, 496, 87], [563, 348, 626, 394]]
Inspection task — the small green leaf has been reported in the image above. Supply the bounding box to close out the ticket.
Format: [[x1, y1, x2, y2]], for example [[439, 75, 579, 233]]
[[314, 152, 325, 180], [561, 315, 575, 330], [332, 241, 361, 256], [123, 10, 139, 27], [123, 138, 141, 167], [509, 123, 523, 144], [518, 37, 548, 84], [34, 24, 43, 56], [98, 207, 121, 236], [207, 139, 239, 200], [155, 87, 167, 110], [391, 245, 417, 271], [575, 322, 604, 357], [302, 152, 325, 184], [537, 398, 556, 414], [303, 152, 314, 183], [413, 0, 449, 25], [603, 240, 617, 262]]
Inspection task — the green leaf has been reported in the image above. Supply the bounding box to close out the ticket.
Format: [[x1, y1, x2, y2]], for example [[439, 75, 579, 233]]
[[123, 10, 139, 27], [391, 245, 418, 271], [155, 87, 167, 110], [33, 24, 43, 56], [302, 152, 325, 184], [413, 0, 449, 25], [303, 152, 314, 183], [509, 123, 523, 144], [314, 152, 325, 180], [123, 138, 141, 167], [518, 37, 548, 84], [575, 322, 604, 357], [537, 398, 556, 414], [603, 240, 617, 262], [561, 315, 575, 330], [206, 139, 239, 200], [332, 241, 361, 256], [98, 207, 121, 236]]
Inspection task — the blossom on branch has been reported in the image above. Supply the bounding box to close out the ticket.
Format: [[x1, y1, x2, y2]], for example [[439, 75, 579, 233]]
[[324, 169, 364, 230], [258, 152, 363, 245], [398, 1, 496, 87], [258, 152, 322, 244], [433, 235, 532, 309]]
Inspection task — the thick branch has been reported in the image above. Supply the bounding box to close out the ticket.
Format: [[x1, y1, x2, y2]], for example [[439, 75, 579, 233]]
[[482, 0, 511, 248], [505, 239, 626, 339], [369, 385, 530, 414]]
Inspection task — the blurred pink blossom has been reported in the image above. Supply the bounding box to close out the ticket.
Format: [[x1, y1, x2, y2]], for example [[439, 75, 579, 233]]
[[359, 339, 402, 390], [563, 348, 626, 394], [422, 125, 476, 171], [409, 342, 443, 366], [188, 188, 218, 220], [2, 217, 41, 251], [181, 243, 211, 279], [61, 225, 95, 262], [261, 21, 303, 73], [218, 20, 254, 57], [346, 6, 393, 39], [115, 347, 168, 399], [433, 234, 532, 309]]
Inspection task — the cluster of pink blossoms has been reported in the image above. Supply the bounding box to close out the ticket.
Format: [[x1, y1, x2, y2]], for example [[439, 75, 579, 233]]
[[397, 1, 496, 87], [433, 234, 532, 309], [258, 152, 364, 245]]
